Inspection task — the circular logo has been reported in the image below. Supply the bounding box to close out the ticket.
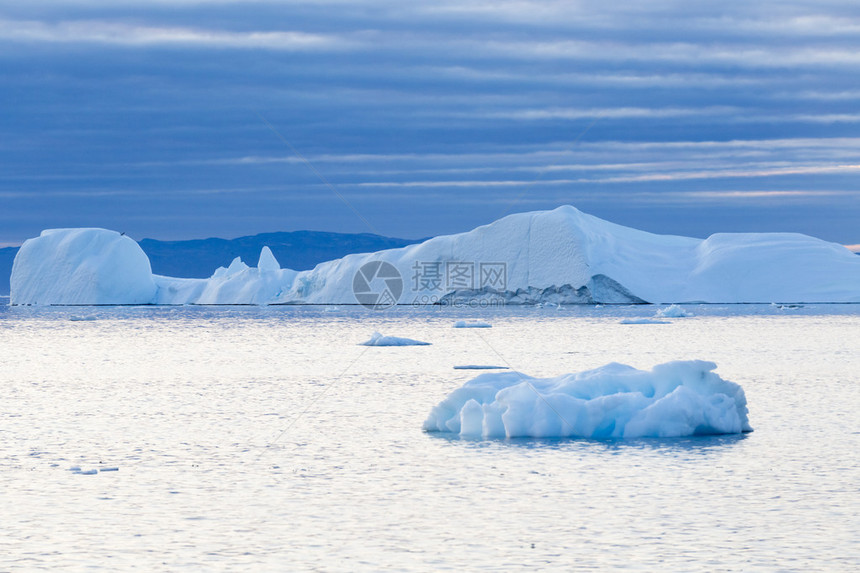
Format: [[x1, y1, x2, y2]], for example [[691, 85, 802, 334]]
[[352, 261, 403, 309]]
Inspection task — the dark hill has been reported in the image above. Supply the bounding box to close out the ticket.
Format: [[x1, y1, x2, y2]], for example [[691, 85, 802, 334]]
[[137, 231, 423, 278]]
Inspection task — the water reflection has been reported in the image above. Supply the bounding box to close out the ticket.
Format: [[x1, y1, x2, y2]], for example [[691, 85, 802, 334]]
[[427, 431, 750, 453]]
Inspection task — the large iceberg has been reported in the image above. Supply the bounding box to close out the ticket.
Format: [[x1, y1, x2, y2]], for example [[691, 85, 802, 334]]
[[9, 206, 860, 305], [10, 229, 157, 305], [423, 360, 752, 439]]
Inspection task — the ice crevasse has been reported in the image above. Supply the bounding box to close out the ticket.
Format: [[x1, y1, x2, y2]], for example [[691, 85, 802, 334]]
[[423, 360, 753, 439]]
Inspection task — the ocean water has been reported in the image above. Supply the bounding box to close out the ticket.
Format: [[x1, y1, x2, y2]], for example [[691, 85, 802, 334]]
[[1, 303, 858, 571]]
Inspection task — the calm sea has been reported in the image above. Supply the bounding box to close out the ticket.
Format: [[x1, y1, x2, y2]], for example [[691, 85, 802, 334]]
[[1, 303, 858, 571]]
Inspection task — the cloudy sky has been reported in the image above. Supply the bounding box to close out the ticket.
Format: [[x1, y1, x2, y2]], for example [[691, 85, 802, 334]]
[[2, 0, 860, 247]]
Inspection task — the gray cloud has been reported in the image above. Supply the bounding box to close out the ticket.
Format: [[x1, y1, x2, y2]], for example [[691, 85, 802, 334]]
[[0, 18, 354, 50], [2, 0, 859, 245]]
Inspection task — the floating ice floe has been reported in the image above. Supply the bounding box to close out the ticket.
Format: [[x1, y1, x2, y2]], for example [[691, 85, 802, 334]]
[[423, 360, 752, 439], [69, 464, 118, 474], [655, 304, 692, 318], [360, 332, 431, 346], [453, 320, 492, 328]]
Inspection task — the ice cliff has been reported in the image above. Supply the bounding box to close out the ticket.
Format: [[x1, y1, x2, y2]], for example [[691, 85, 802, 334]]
[[10, 206, 860, 305]]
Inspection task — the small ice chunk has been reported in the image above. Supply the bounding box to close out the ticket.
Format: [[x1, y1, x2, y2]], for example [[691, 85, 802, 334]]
[[656, 304, 692, 318], [360, 331, 431, 346], [78, 469, 98, 475], [99, 467, 119, 472], [620, 318, 671, 325], [453, 320, 492, 328]]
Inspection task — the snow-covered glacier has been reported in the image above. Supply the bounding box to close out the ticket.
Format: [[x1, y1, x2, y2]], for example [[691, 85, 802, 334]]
[[423, 360, 752, 439], [9, 205, 860, 305]]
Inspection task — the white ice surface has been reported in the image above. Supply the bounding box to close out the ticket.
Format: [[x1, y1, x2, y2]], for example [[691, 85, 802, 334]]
[[359, 332, 431, 346], [423, 360, 752, 439], [10, 206, 860, 305], [10, 228, 156, 305], [154, 249, 298, 305]]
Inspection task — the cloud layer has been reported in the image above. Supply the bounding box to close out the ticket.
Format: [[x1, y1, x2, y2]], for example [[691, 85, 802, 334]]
[[1, 0, 858, 244]]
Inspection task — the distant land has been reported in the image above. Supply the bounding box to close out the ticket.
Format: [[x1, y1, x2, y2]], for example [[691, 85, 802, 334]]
[[0, 231, 424, 295], [0, 247, 16, 296]]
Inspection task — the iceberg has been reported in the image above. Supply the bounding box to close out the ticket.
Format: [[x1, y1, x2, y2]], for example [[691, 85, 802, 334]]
[[154, 247, 298, 305], [359, 332, 431, 346], [9, 206, 860, 305], [423, 360, 752, 439], [655, 304, 692, 318], [10, 228, 156, 305], [453, 320, 492, 328]]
